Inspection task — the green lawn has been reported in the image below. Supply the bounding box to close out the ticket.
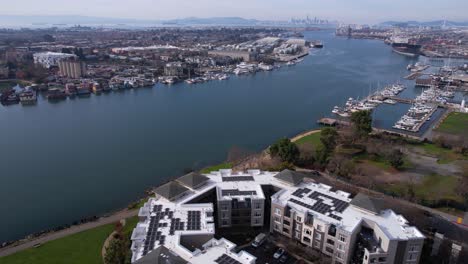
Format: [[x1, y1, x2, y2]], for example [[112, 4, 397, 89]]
[[415, 174, 460, 202], [1, 224, 114, 264], [123, 216, 139, 237], [200, 162, 232, 173], [381, 174, 461, 204], [436, 112, 468, 135], [418, 143, 465, 164], [294, 131, 323, 149]]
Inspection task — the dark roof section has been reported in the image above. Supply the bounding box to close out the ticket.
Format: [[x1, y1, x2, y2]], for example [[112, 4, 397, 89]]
[[154, 181, 189, 201], [350, 193, 385, 214], [176, 172, 210, 189], [274, 169, 305, 186], [134, 245, 187, 264]]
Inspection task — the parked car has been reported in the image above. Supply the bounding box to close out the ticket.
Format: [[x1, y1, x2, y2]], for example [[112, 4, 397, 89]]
[[252, 233, 267, 248], [273, 248, 285, 259]]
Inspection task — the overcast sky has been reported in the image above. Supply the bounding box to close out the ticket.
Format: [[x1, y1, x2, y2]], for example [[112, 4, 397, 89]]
[[1, 0, 467, 24]]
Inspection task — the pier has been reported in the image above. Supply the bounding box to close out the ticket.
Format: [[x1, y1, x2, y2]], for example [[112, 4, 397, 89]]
[[317, 118, 351, 126], [388, 96, 415, 104], [404, 72, 422, 80]]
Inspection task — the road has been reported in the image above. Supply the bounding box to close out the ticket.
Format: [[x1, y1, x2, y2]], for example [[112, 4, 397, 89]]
[[0, 208, 138, 258]]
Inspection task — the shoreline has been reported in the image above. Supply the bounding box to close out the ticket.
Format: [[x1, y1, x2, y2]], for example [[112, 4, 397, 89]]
[[290, 129, 321, 142]]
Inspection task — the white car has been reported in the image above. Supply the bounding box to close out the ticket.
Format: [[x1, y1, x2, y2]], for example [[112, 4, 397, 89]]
[[273, 248, 285, 259]]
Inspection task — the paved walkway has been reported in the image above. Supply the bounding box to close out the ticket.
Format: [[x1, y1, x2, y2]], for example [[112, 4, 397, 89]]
[[0, 209, 138, 258], [290, 129, 321, 142]]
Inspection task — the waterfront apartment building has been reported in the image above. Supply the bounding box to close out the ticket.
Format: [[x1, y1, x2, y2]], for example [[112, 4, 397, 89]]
[[58, 58, 86, 79], [131, 169, 424, 264], [216, 171, 265, 228], [33, 52, 77, 69], [270, 184, 425, 264]]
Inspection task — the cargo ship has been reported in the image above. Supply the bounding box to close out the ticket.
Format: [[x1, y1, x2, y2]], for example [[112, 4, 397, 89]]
[[390, 36, 421, 57]]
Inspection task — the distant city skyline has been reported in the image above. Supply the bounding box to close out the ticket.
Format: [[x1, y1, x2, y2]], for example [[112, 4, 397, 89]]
[[1, 0, 467, 24]]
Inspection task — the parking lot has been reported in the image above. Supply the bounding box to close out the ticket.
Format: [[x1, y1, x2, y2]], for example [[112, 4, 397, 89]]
[[242, 239, 298, 264]]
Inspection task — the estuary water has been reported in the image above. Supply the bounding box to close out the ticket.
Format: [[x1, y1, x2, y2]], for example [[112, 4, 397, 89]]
[[0, 30, 423, 242]]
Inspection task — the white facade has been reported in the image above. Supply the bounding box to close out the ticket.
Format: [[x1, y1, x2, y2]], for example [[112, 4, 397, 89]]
[[33, 52, 77, 68], [131, 169, 424, 264]]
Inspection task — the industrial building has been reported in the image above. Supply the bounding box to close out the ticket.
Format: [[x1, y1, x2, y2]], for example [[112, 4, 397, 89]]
[[58, 58, 87, 78], [33, 52, 77, 68]]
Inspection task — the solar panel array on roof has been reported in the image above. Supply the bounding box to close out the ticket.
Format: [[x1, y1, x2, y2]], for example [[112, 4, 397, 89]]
[[142, 205, 173, 256], [215, 254, 242, 264], [187, 211, 201, 230], [308, 192, 349, 213], [222, 176, 254, 182], [289, 197, 344, 221], [170, 218, 184, 235], [221, 189, 257, 196], [291, 188, 312, 198]]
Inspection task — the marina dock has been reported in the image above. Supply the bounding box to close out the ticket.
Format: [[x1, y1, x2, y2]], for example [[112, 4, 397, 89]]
[[404, 72, 422, 80], [388, 96, 415, 104]]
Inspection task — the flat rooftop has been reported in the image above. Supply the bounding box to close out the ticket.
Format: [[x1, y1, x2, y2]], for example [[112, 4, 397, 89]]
[[132, 169, 423, 263]]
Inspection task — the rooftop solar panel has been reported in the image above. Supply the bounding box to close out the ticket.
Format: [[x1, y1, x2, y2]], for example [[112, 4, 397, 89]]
[[221, 189, 257, 196], [222, 176, 254, 182]]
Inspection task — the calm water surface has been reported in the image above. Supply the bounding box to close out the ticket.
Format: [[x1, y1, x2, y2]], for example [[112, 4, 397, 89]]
[[0, 30, 424, 242]]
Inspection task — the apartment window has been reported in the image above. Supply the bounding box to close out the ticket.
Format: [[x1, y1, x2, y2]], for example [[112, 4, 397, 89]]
[[222, 205, 228, 211], [222, 213, 228, 219], [315, 233, 322, 240], [283, 220, 290, 226], [409, 245, 418, 252], [303, 236, 311, 243], [296, 216, 302, 222], [274, 216, 280, 223], [336, 252, 343, 260], [305, 229, 311, 235], [326, 239, 335, 245], [254, 203, 261, 209], [283, 227, 289, 233], [275, 208, 281, 215], [325, 247, 334, 254], [337, 244, 344, 251], [370, 258, 376, 263], [378, 257, 387, 262], [274, 224, 280, 231], [254, 218, 260, 225], [295, 232, 301, 239], [314, 241, 320, 248], [339, 234, 346, 242], [408, 253, 415, 261], [316, 225, 322, 231], [222, 220, 228, 225], [254, 211, 262, 217]]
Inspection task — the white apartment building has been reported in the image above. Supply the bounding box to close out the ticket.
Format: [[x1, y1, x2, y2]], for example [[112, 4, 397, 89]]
[[131, 169, 424, 264], [33, 52, 77, 68]]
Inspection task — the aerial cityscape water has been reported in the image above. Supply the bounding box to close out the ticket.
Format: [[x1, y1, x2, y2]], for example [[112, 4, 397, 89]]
[[0, 30, 430, 242]]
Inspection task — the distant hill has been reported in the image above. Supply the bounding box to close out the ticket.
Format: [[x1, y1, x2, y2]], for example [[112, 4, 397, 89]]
[[380, 20, 468, 27], [0, 15, 262, 27], [162, 17, 259, 26], [0, 15, 160, 26]]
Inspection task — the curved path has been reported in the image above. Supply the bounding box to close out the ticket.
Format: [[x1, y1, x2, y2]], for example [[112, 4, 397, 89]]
[[0, 209, 138, 258]]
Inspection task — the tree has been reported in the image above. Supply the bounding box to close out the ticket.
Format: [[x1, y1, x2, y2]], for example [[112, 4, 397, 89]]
[[350, 110, 372, 139], [388, 149, 404, 169], [314, 128, 339, 166], [269, 138, 300, 163], [104, 234, 130, 264], [320, 127, 338, 153]]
